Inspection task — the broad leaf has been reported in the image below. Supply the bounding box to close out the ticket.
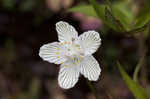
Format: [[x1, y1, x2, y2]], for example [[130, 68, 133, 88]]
[[69, 5, 99, 18], [69, 4, 105, 20], [112, 1, 134, 31], [105, 7, 124, 32], [69, 0, 134, 32], [117, 62, 148, 99], [135, 0, 150, 28], [69, 4, 117, 31]]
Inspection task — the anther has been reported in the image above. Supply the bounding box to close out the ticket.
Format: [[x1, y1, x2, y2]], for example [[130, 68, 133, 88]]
[[57, 48, 60, 50], [57, 56, 60, 58], [56, 52, 59, 55]]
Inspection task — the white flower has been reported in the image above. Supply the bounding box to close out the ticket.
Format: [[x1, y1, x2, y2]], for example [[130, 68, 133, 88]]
[[39, 21, 101, 89]]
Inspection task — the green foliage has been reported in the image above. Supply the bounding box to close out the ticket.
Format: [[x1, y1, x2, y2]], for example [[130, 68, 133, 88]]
[[69, 4, 105, 20], [125, 21, 150, 36], [69, 5, 99, 18], [117, 62, 149, 99], [88, 0, 119, 31], [1, 0, 16, 9], [111, 1, 134, 31], [69, 4, 119, 31], [105, 7, 124, 32], [69, 0, 121, 31], [135, 0, 150, 28], [69, 0, 134, 32], [69, 0, 150, 35], [69, 3, 118, 31], [133, 57, 144, 82]]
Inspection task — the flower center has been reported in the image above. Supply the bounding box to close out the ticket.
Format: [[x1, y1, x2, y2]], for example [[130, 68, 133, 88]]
[[60, 41, 84, 65]]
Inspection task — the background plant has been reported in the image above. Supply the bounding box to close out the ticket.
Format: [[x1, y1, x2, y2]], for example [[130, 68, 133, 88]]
[[0, 0, 150, 99]]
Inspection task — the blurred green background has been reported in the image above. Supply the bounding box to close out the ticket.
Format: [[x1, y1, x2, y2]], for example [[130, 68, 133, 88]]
[[0, 0, 150, 99]]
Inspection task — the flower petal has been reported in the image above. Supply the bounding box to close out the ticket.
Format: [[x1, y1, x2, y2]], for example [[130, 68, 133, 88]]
[[39, 42, 66, 64], [56, 21, 78, 42], [80, 55, 101, 81], [58, 61, 80, 89], [78, 31, 101, 55]]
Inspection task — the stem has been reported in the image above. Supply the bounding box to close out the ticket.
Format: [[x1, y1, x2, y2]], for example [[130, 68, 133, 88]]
[[87, 80, 99, 99], [138, 32, 148, 87], [133, 56, 144, 82]]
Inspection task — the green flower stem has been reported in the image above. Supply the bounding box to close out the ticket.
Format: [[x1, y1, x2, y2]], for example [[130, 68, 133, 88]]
[[133, 56, 144, 82], [87, 80, 99, 99], [138, 32, 148, 86]]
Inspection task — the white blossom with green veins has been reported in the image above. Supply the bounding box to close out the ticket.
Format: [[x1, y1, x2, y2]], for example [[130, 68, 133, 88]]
[[39, 21, 101, 89]]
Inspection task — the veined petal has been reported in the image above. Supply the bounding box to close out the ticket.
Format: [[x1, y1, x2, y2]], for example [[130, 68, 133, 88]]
[[58, 61, 80, 89], [39, 42, 66, 64], [78, 31, 101, 55], [80, 55, 101, 81], [56, 21, 78, 42]]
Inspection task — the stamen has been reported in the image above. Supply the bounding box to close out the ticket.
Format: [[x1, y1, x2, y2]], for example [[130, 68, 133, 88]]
[[77, 59, 80, 63], [74, 44, 80, 48], [57, 48, 60, 50], [64, 65, 72, 68], [57, 56, 60, 58], [74, 44, 80, 50], [80, 56, 83, 59], [56, 52, 60, 55], [60, 43, 64, 45], [64, 65, 68, 67]]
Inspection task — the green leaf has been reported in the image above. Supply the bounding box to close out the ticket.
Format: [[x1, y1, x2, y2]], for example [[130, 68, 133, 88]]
[[105, 7, 124, 32], [135, 0, 150, 28], [69, 4, 117, 31], [69, 0, 134, 32], [69, 4, 105, 20], [117, 62, 148, 99], [69, 5, 99, 18], [88, 0, 120, 31], [88, 0, 105, 20], [89, 0, 132, 32], [105, 0, 134, 31], [126, 22, 150, 34], [133, 57, 144, 82], [112, 1, 134, 31]]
